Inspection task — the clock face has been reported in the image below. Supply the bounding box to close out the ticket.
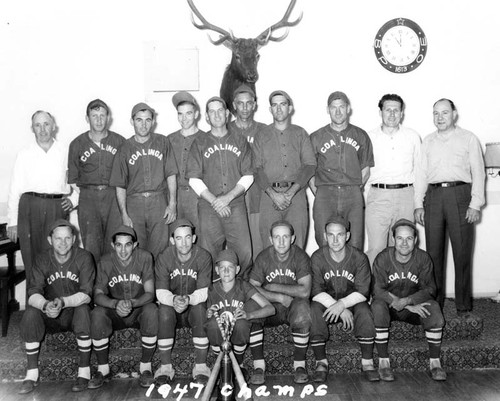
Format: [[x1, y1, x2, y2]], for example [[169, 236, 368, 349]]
[[374, 18, 427, 73]]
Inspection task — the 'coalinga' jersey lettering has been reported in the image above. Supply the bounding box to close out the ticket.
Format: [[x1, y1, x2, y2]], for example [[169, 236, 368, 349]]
[[323, 269, 355, 283], [128, 148, 164, 165], [47, 271, 80, 285], [80, 143, 118, 162], [203, 143, 241, 159], [320, 136, 360, 153], [108, 273, 143, 287]]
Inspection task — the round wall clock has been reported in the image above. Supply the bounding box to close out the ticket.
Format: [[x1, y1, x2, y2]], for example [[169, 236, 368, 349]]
[[374, 18, 427, 74]]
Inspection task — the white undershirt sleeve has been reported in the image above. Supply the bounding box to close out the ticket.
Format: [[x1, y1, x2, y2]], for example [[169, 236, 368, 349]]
[[236, 175, 254, 192], [189, 178, 209, 197], [156, 289, 175, 306], [312, 292, 336, 308], [189, 288, 208, 305], [339, 292, 366, 309]]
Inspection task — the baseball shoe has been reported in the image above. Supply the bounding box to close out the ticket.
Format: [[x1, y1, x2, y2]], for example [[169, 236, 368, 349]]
[[312, 362, 328, 383], [71, 377, 89, 392], [88, 372, 112, 389], [379, 367, 395, 382], [156, 375, 172, 386], [431, 367, 447, 381], [293, 367, 309, 384], [192, 364, 210, 385], [363, 368, 380, 382], [249, 368, 266, 385], [139, 370, 154, 388], [193, 374, 210, 385], [18, 378, 39, 394], [491, 292, 500, 303]]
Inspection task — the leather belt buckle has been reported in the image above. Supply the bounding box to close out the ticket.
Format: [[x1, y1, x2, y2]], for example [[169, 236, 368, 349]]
[[272, 181, 294, 189]]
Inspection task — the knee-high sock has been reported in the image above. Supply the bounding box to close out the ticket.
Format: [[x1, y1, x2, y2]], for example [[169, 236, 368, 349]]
[[292, 328, 309, 365], [233, 344, 247, 365], [141, 336, 157, 363], [158, 338, 174, 365], [425, 328, 443, 359], [375, 327, 389, 358], [193, 337, 209, 364], [249, 326, 264, 369], [310, 339, 326, 361], [25, 342, 40, 371], [77, 335, 92, 368], [358, 335, 375, 360], [92, 338, 110, 366]]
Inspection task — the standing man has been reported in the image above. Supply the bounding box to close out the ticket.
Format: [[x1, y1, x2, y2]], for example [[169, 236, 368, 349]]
[[249, 221, 312, 385], [68, 99, 125, 263], [187, 97, 254, 277], [168, 92, 205, 234], [229, 84, 267, 257], [155, 219, 212, 385], [89, 225, 158, 389], [110, 103, 177, 259], [415, 99, 485, 315], [366, 94, 421, 265], [7, 111, 75, 286], [309, 215, 376, 383], [19, 220, 95, 394], [371, 219, 446, 381], [253, 90, 316, 249], [310, 91, 374, 249]]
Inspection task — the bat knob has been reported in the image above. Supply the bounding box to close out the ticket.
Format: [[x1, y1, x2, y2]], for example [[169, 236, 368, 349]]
[[221, 341, 232, 352]]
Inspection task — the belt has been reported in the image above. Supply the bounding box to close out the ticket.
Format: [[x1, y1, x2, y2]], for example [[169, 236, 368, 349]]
[[429, 181, 467, 188], [372, 183, 413, 189], [25, 192, 64, 199], [272, 181, 295, 189], [80, 184, 109, 190], [137, 191, 162, 198]]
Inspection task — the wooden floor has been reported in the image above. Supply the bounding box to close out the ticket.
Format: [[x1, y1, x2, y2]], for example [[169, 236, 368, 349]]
[[1, 369, 500, 401]]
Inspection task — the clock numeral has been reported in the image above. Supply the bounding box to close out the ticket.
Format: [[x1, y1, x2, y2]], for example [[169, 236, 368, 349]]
[[420, 37, 427, 46], [416, 54, 425, 63], [395, 66, 408, 73], [378, 56, 388, 65], [374, 39, 382, 48]]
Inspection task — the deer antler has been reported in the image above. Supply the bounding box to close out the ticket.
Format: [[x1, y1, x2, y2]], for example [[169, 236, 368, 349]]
[[256, 0, 303, 45], [187, 0, 235, 46]]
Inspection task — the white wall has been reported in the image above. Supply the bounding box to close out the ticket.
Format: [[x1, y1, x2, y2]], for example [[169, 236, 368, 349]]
[[1, 0, 499, 305]]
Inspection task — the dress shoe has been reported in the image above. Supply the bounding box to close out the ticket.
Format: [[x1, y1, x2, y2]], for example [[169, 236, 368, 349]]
[[312, 362, 328, 383], [363, 368, 380, 382], [139, 370, 155, 388], [88, 372, 112, 389], [379, 367, 395, 381], [193, 374, 210, 385], [431, 367, 447, 381], [249, 368, 265, 385], [18, 378, 39, 394], [293, 367, 309, 384], [71, 376, 89, 392]]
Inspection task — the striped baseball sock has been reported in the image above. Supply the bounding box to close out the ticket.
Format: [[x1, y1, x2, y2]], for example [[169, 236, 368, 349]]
[[292, 329, 309, 369], [249, 326, 265, 370], [233, 344, 247, 365], [141, 336, 157, 366], [425, 328, 443, 359], [193, 336, 209, 364], [158, 338, 174, 365], [77, 335, 91, 379], [375, 327, 389, 358]]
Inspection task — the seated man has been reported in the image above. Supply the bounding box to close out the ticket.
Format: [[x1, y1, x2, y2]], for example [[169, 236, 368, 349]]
[[89, 226, 158, 389], [19, 219, 95, 394], [155, 219, 213, 384], [310, 215, 377, 383], [249, 221, 312, 385], [371, 218, 446, 381], [206, 249, 274, 375]]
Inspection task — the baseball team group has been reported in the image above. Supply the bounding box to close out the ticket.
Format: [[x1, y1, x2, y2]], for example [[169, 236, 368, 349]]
[[6, 84, 486, 394]]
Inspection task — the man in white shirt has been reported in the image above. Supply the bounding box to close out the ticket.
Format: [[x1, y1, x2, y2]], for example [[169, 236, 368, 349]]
[[366, 94, 421, 265], [7, 111, 75, 285]]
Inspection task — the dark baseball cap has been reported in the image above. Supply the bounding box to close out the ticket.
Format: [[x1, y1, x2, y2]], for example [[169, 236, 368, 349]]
[[325, 214, 350, 231], [215, 249, 239, 265], [131, 102, 155, 118], [47, 219, 75, 236], [327, 91, 350, 106], [233, 84, 256, 100], [112, 225, 137, 242], [172, 91, 199, 110], [270, 220, 295, 236], [269, 90, 293, 106], [206, 96, 227, 112], [86, 99, 109, 116], [170, 218, 195, 236], [392, 219, 417, 236]]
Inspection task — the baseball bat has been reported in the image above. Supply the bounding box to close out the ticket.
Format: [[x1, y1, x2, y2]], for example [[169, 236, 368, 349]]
[[229, 351, 252, 401], [201, 351, 224, 401]]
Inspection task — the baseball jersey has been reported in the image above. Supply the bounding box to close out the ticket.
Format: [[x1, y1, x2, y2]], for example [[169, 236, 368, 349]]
[[155, 244, 212, 296], [68, 130, 125, 186], [250, 245, 311, 286], [28, 247, 95, 301], [372, 247, 437, 306], [167, 129, 205, 188], [207, 278, 257, 315], [109, 133, 178, 195], [228, 120, 266, 214], [94, 248, 154, 301], [311, 244, 371, 300], [186, 130, 253, 205], [252, 124, 316, 190], [310, 123, 374, 186]]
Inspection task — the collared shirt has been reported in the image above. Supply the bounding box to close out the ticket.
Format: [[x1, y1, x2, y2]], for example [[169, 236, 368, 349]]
[[310, 123, 373, 186], [8, 139, 71, 226], [253, 123, 316, 190], [367, 125, 421, 185], [414, 126, 485, 210], [167, 129, 205, 187], [68, 130, 125, 186]]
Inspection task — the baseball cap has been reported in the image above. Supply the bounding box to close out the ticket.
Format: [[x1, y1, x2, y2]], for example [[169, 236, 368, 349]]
[[233, 84, 256, 100], [170, 218, 194, 236], [86, 99, 109, 116], [112, 225, 137, 242], [47, 219, 75, 236], [206, 96, 227, 112], [172, 91, 199, 110], [392, 219, 417, 236], [215, 249, 239, 265], [131, 102, 155, 118], [269, 90, 293, 106], [270, 220, 295, 236], [327, 91, 350, 106], [325, 214, 350, 231]]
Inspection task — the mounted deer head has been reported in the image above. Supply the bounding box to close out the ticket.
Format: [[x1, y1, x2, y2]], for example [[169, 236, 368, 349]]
[[187, 0, 302, 113]]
